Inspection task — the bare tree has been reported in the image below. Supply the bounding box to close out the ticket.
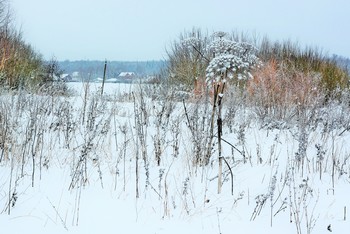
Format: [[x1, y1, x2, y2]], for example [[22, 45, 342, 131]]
[[166, 28, 210, 89], [0, 0, 12, 29]]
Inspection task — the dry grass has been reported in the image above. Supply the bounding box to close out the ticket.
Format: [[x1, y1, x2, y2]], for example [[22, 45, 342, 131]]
[[248, 59, 322, 107]]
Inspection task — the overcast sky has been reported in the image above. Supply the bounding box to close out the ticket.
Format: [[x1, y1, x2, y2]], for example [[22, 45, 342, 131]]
[[10, 0, 350, 61]]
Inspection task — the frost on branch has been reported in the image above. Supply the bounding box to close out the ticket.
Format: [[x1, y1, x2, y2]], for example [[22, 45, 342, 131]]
[[181, 37, 201, 49]]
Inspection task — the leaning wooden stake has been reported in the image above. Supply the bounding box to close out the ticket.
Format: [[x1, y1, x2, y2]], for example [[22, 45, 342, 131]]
[[101, 59, 107, 96], [205, 84, 219, 165], [345, 206, 347, 221]]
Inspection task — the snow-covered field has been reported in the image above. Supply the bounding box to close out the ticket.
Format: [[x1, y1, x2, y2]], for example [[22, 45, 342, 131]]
[[1, 82, 350, 234]]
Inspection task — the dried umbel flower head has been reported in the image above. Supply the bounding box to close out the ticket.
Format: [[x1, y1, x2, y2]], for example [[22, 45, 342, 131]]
[[208, 38, 239, 56], [212, 31, 227, 39], [181, 37, 200, 48], [205, 32, 259, 85], [206, 54, 244, 83]]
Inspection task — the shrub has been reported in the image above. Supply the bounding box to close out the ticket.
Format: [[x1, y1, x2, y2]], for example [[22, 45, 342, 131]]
[[247, 59, 324, 121], [258, 38, 349, 94], [0, 0, 66, 94], [166, 28, 210, 90]]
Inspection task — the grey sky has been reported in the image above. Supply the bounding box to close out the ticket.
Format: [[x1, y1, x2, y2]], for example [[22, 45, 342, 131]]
[[11, 0, 350, 61]]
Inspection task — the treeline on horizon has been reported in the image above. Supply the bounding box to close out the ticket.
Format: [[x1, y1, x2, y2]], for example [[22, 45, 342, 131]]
[[58, 60, 166, 78], [58, 55, 350, 80]]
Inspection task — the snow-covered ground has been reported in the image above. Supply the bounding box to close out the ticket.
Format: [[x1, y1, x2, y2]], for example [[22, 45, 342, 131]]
[[1, 82, 350, 234]]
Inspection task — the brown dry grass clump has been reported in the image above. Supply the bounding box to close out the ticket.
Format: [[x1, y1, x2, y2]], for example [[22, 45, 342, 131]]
[[247, 59, 324, 119]]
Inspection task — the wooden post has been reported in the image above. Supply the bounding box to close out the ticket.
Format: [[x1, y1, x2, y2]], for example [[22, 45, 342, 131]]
[[101, 59, 107, 96], [217, 81, 225, 194]]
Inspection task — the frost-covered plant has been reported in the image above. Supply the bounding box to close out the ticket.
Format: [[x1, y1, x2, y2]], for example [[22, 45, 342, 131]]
[[182, 37, 201, 49], [288, 177, 317, 234], [158, 168, 165, 196], [182, 98, 213, 165], [295, 123, 309, 175], [269, 171, 277, 226], [208, 37, 238, 56], [206, 54, 245, 83], [179, 31, 259, 192], [315, 143, 326, 179], [182, 176, 191, 214], [152, 89, 175, 166], [251, 193, 268, 221], [204, 32, 259, 193], [206, 34, 259, 84], [251, 170, 279, 225], [170, 117, 181, 158]]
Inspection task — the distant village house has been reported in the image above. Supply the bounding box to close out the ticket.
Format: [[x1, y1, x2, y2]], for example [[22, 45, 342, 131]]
[[118, 72, 136, 81], [60, 74, 72, 82]]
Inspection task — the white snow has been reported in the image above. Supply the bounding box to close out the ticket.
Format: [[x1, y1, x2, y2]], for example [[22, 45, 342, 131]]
[[0, 82, 349, 234]]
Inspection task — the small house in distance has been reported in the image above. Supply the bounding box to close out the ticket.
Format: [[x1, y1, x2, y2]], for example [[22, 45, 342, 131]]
[[71, 71, 81, 81], [118, 72, 136, 83], [60, 74, 72, 82]]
